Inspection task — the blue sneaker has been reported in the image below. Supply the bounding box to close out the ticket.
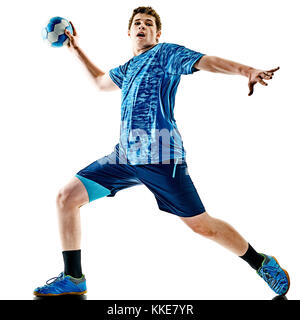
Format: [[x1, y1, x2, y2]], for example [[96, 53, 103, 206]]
[[34, 272, 87, 296], [257, 254, 290, 296]]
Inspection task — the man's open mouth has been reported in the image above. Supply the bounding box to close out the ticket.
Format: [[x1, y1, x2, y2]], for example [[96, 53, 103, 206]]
[[137, 32, 145, 38]]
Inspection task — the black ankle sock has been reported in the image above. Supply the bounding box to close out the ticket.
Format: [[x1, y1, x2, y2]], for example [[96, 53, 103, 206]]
[[240, 244, 264, 271], [62, 250, 82, 278]]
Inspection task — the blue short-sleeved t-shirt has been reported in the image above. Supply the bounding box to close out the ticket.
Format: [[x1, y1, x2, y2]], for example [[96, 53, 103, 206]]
[[109, 42, 205, 165]]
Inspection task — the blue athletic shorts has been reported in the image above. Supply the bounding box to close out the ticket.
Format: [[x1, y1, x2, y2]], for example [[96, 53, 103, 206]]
[[76, 157, 206, 218]]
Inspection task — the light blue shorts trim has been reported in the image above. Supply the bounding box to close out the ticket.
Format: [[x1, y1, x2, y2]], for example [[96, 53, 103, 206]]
[[75, 174, 111, 202]]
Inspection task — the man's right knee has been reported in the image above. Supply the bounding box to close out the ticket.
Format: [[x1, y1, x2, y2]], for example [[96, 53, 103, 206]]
[[56, 178, 89, 210], [56, 188, 73, 210]]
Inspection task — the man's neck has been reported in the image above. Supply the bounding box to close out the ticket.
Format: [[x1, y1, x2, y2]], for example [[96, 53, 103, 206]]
[[133, 43, 157, 56]]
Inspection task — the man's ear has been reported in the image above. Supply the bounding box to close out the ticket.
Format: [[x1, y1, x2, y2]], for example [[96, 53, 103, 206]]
[[128, 30, 131, 37], [156, 30, 162, 42]]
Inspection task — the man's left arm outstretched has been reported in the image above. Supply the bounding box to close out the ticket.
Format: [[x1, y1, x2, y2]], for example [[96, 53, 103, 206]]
[[194, 55, 279, 96]]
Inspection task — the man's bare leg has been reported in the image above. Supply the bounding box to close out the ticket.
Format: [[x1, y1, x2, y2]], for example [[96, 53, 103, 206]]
[[56, 177, 89, 251], [180, 211, 290, 295], [181, 212, 248, 256], [33, 177, 89, 296]]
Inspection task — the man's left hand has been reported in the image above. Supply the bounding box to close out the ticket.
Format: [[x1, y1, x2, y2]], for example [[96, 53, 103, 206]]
[[248, 67, 280, 96]]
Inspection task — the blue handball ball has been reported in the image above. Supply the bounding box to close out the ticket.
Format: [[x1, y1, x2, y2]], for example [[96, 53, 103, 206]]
[[42, 17, 73, 48]]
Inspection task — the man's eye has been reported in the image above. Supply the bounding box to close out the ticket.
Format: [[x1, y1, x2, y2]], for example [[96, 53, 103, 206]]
[[135, 22, 140, 25], [146, 23, 153, 26]]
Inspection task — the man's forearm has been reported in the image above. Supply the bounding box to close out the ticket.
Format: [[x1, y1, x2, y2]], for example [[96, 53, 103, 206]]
[[74, 46, 105, 79], [196, 56, 254, 78]]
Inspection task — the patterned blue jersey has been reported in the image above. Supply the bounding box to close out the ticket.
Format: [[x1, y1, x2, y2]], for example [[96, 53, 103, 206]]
[[109, 42, 205, 164]]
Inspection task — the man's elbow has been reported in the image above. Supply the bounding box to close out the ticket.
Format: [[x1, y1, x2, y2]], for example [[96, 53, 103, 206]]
[[96, 73, 119, 92], [95, 75, 106, 91]]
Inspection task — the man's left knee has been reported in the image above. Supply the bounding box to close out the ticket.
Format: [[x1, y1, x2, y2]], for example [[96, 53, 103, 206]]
[[182, 212, 217, 239]]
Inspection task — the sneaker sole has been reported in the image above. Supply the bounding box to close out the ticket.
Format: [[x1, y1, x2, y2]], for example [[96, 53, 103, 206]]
[[33, 290, 87, 297], [272, 256, 290, 296]]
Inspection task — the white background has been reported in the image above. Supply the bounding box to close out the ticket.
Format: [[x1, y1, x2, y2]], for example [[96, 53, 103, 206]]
[[0, 0, 299, 300]]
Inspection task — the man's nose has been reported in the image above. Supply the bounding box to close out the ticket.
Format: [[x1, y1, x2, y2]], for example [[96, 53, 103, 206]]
[[138, 24, 145, 30]]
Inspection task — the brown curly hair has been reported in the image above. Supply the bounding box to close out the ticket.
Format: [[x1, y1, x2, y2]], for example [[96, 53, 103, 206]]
[[128, 6, 162, 31]]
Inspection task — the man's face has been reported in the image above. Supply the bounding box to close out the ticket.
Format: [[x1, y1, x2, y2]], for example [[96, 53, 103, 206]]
[[128, 13, 161, 50]]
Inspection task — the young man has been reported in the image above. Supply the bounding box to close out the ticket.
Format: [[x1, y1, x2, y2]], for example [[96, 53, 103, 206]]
[[34, 7, 289, 297]]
